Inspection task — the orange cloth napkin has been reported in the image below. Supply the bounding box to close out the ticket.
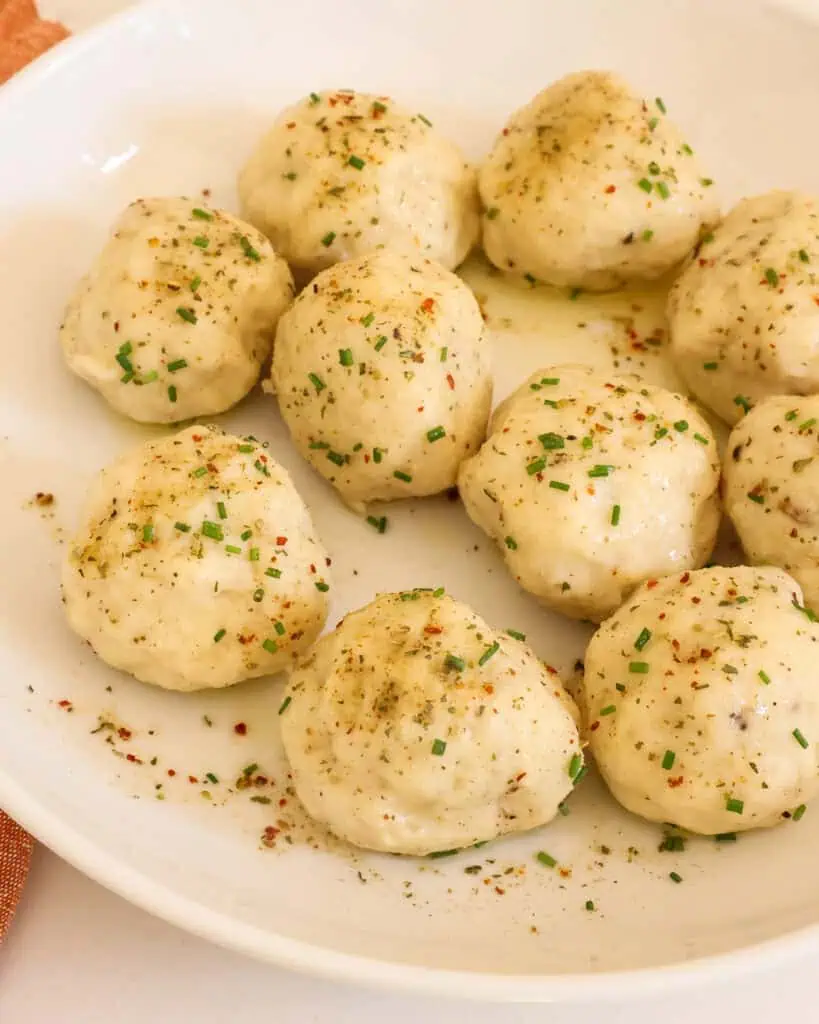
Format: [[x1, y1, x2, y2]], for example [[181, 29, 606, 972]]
[[0, 0, 68, 940], [0, 0, 69, 85]]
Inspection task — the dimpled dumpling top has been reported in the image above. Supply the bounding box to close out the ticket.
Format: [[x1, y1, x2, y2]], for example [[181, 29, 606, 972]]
[[478, 70, 719, 291], [62, 424, 331, 692], [270, 250, 492, 510], [60, 197, 294, 424], [583, 566, 819, 835], [279, 590, 583, 855], [669, 191, 819, 426], [457, 365, 720, 622], [723, 394, 819, 612], [238, 89, 479, 278]]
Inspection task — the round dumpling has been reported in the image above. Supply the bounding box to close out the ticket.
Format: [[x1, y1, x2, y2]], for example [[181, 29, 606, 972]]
[[723, 394, 819, 611], [583, 566, 819, 834], [62, 424, 331, 691], [60, 197, 294, 424], [238, 89, 479, 277], [457, 365, 720, 622], [669, 191, 819, 426], [280, 590, 583, 855], [270, 250, 492, 510], [478, 70, 718, 291]]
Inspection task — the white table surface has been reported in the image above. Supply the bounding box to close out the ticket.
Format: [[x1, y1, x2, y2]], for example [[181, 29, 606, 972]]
[[1, 2, 817, 1020]]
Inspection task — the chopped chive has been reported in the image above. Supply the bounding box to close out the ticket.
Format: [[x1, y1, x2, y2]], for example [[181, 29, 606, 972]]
[[445, 653, 466, 672], [635, 628, 652, 651], [588, 464, 614, 478], [585, 900, 596, 911], [426, 425, 446, 443], [715, 832, 737, 842], [485, 206, 500, 220], [747, 492, 764, 505], [432, 587, 446, 597], [542, 399, 559, 408], [216, 501, 227, 520], [629, 661, 649, 674], [213, 629, 226, 643], [681, 143, 694, 155], [693, 433, 709, 445], [192, 207, 213, 220], [431, 738, 447, 756], [611, 504, 621, 526], [655, 427, 668, 439], [793, 728, 809, 749], [224, 544, 241, 554], [417, 113, 432, 127], [439, 346, 448, 362], [308, 372, 325, 393], [673, 420, 688, 432], [655, 96, 667, 113], [174, 521, 191, 532], [265, 567, 282, 578], [193, 235, 209, 248], [309, 440, 330, 450], [249, 548, 260, 561], [192, 466, 208, 478], [703, 361, 718, 370], [656, 181, 671, 200], [118, 341, 133, 356], [700, 177, 714, 187], [582, 436, 593, 449], [642, 229, 654, 242], [315, 581, 330, 592], [360, 311, 375, 327], [115, 350, 133, 373], [321, 231, 336, 247], [549, 480, 570, 491], [765, 267, 779, 287], [205, 772, 219, 784], [527, 458, 547, 476], [201, 520, 223, 541], [726, 796, 744, 815], [393, 470, 413, 483], [373, 447, 383, 463], [648, 116, 659, 131], [573, 764, 589, 786], [799, 248, 810, 263], [139, 370, 159, 384], [120, 371, 135, 384], [569, 287, 582, 300], [262, 638, 278, 654], [599, 705, 616, 716], [327, 450, 345, 466], [273, 620, 286, 637], [338, 348, 354, 367], [168, 385, 177, 403], [479, 641, 500, 666], [662, 750, 676, 770], [278, 695, 292, 715], [648, 160, 661, 175], [536, 851, 557, 868], [793, 804, 807, 821], [190, 274, 201, 292], [734, 395, 751, 414], [252, 588, 264, 602], [504, 535, 518, 550], [142, 523, 154, 543], [568, 753, 582, 779], [367, 515, 388, 534], [615, 683, 626, 693], [240, 529, 252, 541], [348, 154, 365, 170], [374, 335, 388, 352], [638, 178, 653, 193], [372, 100, 388, 114], [669, 871, 683, 884], [238, 443, 255, 453], [800, 418, 817, 431], [176, 307, 197, 324], [661, 835, 685, 852], [309, 91, 321, 104], [239, 236, 261, 261], [758, 669, 771, 684], [507, 629, 526, 641], [538, 432, 564, 450]]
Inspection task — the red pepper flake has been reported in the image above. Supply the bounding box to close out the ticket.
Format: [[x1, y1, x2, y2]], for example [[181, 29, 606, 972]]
[[234, 722, 248, 736], [126, 753, 142, 764], [117, 727, 132, 741], [671, 638, 680, 650], [167, 769, 176, 777], [680, 573, 691, 584], [261, 826, 280, 848], [446, 373, 455, 390], [700, 648, 712, 659], [483, 684, 494, 695], [502, 127, 510, 136], [276, 536, 288, 546], [590, 721, 600, 731], [192, 434, 203, 442], [420, 297, 435, 314], [494, 886, 506, 895], [659, 612, 666, 620], [604, 184, 616, 194], [691, 596, 701, 604], [633, 411, 646, 422], [57, 699, 72, 709], [424, 625, 443, 635], [668, 776, 685, 788], [238, 634, 256, 645], [113, 321, 120, 333], [515, 772, 527, 782], [286, 121, 296, 129], [188, 775, 198, 784], [813, 296, 819, 306], [278, 798, 288, 808], [417, 405, 424, 413]]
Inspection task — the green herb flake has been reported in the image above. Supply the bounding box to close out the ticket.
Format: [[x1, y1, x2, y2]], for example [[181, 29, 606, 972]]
[[656, 180, 671, 200], [793, 804, 807, 821], [526, 458, 547, 476], [193, 235, 209, 248], [213, 629, 226, 643], [634, 628, 652, 651], [367, 515, 388, 534], [793, 728, 810, 749], [599, 704, 616, 716], [142, 523, 154, 543], [168, 385, 177, 403], [315, 581, 330, 592], [703, 361, 718, 370], [265, 567, 282, 579], [638, 177, 653, 193], [262, 638, 278, 655], [539, 432, 565, 450], [799, 248, 810, 263], [726, 796, 744, 815], [478, 642, 500, 666], [339, 348, 354, 367], [426, 425, 446, 443], [655, 96, 667, 113], [758, 669, 771, 684], [393, 470, 413, 483], [549, 480, 570, 491], [662, 750, 676, 770], [308, 372, 326, 393], [176, 307, 197, 325], [765, 267, 779, 287], [536, 851, 557, 868], [321, 231, 336, 247], [278, 696, 292, 715], [348, 154, 366, 170], [201, 520, 224, 541], [507, 629, 526, 642], [629, 661, 650, 674], [669, 871, 683, 884], [445, 653, 466, 673], [431, 738, 447, 756], [588, 464, 614, 478], [610, 504, 621, 526]]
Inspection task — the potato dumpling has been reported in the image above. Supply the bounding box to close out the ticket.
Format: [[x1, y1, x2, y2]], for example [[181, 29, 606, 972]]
[[270, 250, 492, 510], [280, 590, 583, 855], [458, 365, 720, 622], [669, 191, 819, 425], [479, 71, 718, 290], [62, 425, 330, 691], [238, 89, 479, 278], [724, 394, 819, 611], [583, 566, 819, 835], [60, 197, 294, 424]]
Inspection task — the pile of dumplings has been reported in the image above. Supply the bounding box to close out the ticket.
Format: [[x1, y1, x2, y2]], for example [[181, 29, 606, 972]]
[[60, 72, 819, 856]]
